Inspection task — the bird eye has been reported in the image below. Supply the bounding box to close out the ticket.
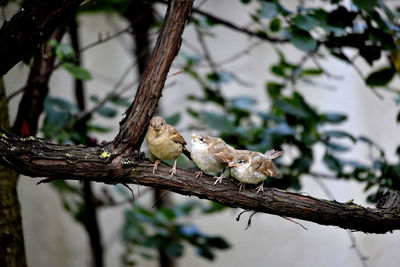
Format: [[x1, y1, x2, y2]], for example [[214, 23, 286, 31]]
[[161, 122, 164, 126], [199, 137, 204, 142], [238, 160, 243, 164]]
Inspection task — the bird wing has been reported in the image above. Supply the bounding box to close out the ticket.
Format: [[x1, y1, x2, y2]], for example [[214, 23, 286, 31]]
[[209, 141, 234, 164], [252, 154, 280, 177], [168, 125, 187, 146]]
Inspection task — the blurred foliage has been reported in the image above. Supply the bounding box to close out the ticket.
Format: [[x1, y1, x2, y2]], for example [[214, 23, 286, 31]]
[[5, 0, 400, 266], [182, 0, 400, 200], [121, 200, 229, 265]]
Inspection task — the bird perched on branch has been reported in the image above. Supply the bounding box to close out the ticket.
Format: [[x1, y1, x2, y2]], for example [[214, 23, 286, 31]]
[[190, 134, 234, 184], [146, 116, 191, 178], [229, 149, 283, 193]]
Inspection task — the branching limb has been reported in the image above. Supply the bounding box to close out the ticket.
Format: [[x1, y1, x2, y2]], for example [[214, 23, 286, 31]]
[[0, 131, 400, 234]]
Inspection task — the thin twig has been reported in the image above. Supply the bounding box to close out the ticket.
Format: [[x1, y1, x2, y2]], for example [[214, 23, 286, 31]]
[[308, 54, 344, 80], [280, 215, 308, 230], [245, 211, 257, 230], [53, 62, 136, 136], [346, 51, 383, 99]]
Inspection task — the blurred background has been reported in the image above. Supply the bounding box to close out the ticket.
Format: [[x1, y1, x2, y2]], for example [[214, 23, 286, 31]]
[[2, 0, 400, 266]]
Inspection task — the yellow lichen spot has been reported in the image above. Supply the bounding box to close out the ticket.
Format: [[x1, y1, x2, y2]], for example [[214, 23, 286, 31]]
[[20, 136, 35, 141], [1, 133, 8, 139], [100, 150, 111, 159]]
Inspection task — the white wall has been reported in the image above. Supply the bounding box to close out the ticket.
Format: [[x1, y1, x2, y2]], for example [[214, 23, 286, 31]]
[[3, 1, 400, 266]]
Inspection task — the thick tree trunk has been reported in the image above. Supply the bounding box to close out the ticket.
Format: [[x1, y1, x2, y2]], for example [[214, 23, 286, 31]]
[[0, 78, 27, 267]]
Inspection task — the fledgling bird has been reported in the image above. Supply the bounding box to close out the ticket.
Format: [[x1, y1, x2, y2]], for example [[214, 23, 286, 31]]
[[190, 134, 235, 184], [146, 116, 191, 178], [229, 149, 283, 194]]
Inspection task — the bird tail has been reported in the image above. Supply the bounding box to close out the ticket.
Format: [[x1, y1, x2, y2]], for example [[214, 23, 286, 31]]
[[265, 150, 283, 178], [182, 146, 192, 161], [264, 149, 283, 160], [268, 162, 281, 178]]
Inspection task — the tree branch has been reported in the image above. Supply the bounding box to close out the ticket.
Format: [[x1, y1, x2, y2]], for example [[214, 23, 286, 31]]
[[0, 0, 83, 76], [0, 131, 399, 234], [112, 0, 194, 154]]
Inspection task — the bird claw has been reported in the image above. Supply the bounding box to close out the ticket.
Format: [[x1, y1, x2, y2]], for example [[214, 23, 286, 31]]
[[238, 183, 245, 192], [168, 159, 178, 178], [153, 159, 161, 174], [213, 175, 224, 185], [195, 171, 203, 180], [256, 183, 264, 194], [168, 167, 177, 178]]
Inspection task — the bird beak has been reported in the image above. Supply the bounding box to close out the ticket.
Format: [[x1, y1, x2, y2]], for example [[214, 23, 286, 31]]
[[229, 162, 239, 168]]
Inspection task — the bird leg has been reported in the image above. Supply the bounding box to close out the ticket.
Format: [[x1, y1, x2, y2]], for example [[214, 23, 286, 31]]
[[168, 159, 178, 178], [195, 171, 203, 180], [212, 168, 226, 185], [255, 182, 264, 194], [153, 159, 162, 174]]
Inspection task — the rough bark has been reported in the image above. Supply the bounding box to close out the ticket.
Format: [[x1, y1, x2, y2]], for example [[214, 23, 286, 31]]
[[112, 0, 194, 154], [0, 0, 83, 76], [0, 131, 399, 234], [0, 78, 27, 267]]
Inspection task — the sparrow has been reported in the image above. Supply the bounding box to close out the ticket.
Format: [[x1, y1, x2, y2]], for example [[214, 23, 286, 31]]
[[229, 149, 283, 194], [190, 134, 235, 184], [146, 116, 191, 178]]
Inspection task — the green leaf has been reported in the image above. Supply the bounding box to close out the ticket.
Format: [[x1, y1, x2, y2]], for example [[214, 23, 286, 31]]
[[56, 43, 75, 60], [206, 237, 230, 249], [322, 113, 347, 123], [259, 2, 279, 18], [165, 242, 183, 257], [159, 207, 176, 221], [284, 27, 317, 52], [366, 67, 395, 86], [87, 124, 111, 133], [201, 111, 235, 133], [275, 98, 309, 118], [97, 106, 117, 117], [322, 130, 356, 142], [353, 0, 378, 10], [271, 65, 285, 77], [165, 112, 181, 125], [325, 141, 350, 151], [108, 94, 131, 107], [292, 15, 316, 31], [302, 68, 323, 76], [323, 153, 341, 171], [197, 246, 215, 260], [230, 96, 257, 110], [266, 82, 285, 98], [269, 18, 281, 32], [62, 63, 92, 81], [267, 123, 295, 136]]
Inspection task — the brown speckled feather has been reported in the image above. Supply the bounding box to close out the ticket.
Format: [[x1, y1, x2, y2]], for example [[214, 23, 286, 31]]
[[208, 138, 234, 164], [251, 153, 280, 177], [168, 125, 187, 146]]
